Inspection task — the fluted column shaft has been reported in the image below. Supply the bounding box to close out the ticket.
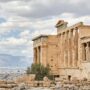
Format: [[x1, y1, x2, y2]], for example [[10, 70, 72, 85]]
[[37, 47, 40, 64], [66, 32, 68, 67], [74, 29, 78, 67], [86, 43, 90, 61], [82, 43, 86, 61], [69, 30, 73, 67], [67, 31, 70, 67], [34, 48, 37, 64], [60, 33, 64, 68], [88, 43, 90, 61], [64, 32, 68, 67]]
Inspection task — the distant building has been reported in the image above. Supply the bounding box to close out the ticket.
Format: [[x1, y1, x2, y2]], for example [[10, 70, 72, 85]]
[[32, 20, 90, 80]]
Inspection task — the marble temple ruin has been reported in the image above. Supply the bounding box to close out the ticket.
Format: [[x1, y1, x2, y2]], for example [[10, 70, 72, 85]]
[[32, 20, 90, 80]]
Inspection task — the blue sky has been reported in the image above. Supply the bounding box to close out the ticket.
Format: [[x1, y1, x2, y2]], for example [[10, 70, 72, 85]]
[[0, 0, 90, 68]]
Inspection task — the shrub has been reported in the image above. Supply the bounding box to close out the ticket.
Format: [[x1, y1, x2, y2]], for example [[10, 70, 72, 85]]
[[26, 63, 53, 80]]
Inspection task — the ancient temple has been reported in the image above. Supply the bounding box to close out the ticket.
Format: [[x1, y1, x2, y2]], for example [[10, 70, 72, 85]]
[[32, 20, 90, 80]]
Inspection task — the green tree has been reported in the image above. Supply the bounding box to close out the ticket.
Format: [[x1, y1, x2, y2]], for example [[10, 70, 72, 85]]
[[26, 63, 53, 80]]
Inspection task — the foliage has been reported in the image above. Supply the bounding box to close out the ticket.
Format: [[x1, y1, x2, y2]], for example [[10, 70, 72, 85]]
[[26, 63, 53, 80]]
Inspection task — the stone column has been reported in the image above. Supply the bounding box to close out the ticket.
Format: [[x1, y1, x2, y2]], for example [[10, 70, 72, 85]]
[[40, 46, 42, 64], [63, 32, 66, 67], [82, 43, 86, 61], [67, 31, 70, 67], [71, 30, 73, 67], [34, 48, 37, 64], [35, 48, 37, 63], [69, 30, 73, 67], [57, 35, 60, 68], [38, 46, 41, 64], [74, 28, 78, 67], [61, 33, 64, 67], [37, 47, 39, 64], [72, 28, 78, 67], [86, 43, 89, 61], [65, 32, 68, 67], [72, 29, 75, 67], [88, 42, 90, 61], [41, 45, 47, 67], [58, 35, 61, 68], [64, 32, 67, 68]]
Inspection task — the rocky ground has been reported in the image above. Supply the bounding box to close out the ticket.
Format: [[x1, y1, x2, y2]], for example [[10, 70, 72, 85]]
[[0, 83, 90, 90], [1, 83, 90, 90], [0, 73, 90, 90], [12, 87, 51, 90], [0, 87, 52, 90]]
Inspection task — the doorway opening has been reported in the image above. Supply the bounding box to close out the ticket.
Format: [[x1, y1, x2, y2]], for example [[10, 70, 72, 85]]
[[68, 75, 71, 81]]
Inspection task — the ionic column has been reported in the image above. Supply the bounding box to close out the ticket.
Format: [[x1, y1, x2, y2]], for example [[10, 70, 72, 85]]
[[71, 30, 73, 67], [88, 42, 90, 61], [37, 47, 39, 64], [65, 32, 68, 67], [74, 28, 78, 67], [64, 32, 67, 67], [61, 33, 64, 67], [69, 30, 73, 67], [72, 28, 78, 67], [86, 43, 89, 61], [67, 31, 70, 67], [34, 48, 37, 64], [39, 46, 41, 64], [72, 29, 75, 67], [58, 35, 61, 68], [63, 32, 66, 67], [82, 43, 86, 61], [41, 45, 47, 67]]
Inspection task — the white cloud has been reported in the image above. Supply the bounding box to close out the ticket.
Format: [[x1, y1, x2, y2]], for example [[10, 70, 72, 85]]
[[7, 37, 28, 45], [0, 0, 89, 19], [20, 30, 30, 39], [0, 14, 90, 57], [0, 0, 90, 67], [0, 37, 27, 46]]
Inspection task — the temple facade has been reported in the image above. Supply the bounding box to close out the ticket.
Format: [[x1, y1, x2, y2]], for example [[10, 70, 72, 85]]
[[32, 20, 90, 80]]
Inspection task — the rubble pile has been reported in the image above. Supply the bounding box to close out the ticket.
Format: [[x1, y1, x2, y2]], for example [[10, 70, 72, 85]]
[[55, 79, 90, 90]]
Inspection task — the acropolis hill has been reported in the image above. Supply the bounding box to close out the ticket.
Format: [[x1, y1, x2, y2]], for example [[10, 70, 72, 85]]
[[32, 20, 90, 80]]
